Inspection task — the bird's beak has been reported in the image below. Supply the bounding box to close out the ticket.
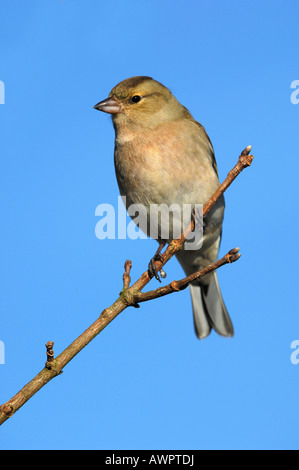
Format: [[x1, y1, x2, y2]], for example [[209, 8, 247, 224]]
[[93, 96, 122, 114]]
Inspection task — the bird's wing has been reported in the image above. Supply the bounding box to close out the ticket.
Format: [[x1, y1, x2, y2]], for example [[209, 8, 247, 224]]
[[193, 120, 219, 177]]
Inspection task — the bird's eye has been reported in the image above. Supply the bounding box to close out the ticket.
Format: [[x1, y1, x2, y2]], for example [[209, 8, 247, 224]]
[[130, 95, 142, 103]]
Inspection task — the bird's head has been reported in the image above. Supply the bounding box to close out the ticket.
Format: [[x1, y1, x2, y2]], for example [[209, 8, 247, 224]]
[[94, 76, 190, 130]]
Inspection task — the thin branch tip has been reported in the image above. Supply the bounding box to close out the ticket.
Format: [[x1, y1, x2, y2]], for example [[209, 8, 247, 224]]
[[242, 145, 252, 156], [122, 260, 132, 290], [229, 247, 240, 254], [228, 247, 241, 263], [124, 260, 132, 271], [45, 341, 55, 369], [239, 147, 254, 168]]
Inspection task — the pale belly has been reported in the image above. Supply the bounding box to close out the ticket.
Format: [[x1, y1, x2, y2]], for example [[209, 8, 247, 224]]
[[114, 143, 224, 252]]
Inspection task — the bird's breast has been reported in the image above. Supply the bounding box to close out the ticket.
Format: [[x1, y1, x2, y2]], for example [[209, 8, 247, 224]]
[[114, 120, 220, 209], [113, 121, 224, 245]]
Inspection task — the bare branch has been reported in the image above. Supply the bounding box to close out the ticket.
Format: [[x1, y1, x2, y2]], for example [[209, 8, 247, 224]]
[[0, 147, 253, 426], [131, 147, 253, 289], [122, 260, 132, 290], [45, 341, 55, 370], [133, 248, 241, 304]]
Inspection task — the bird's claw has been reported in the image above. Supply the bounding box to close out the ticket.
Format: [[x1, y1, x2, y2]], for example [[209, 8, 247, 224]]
[[148, 253, 164, 282]]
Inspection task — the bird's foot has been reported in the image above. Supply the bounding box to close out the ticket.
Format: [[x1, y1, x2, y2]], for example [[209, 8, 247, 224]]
[[148, 253, 163, 282], [148, 241, 167, 282]]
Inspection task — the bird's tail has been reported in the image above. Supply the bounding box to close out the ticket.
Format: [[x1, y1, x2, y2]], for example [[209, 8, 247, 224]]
[[189, 272, 234, 339]]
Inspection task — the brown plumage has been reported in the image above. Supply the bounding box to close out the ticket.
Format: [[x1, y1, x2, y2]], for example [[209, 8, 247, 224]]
[[94, 76, 234, 339]]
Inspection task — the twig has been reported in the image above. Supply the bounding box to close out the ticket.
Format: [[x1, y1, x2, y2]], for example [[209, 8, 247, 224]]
[[133, 248, 241, 304], [131, 146, 253, 290], [45, 341, 55, 370], [0, 147, 253, 426], [203, 145, 253, 216], [122, 260, 132, 290]]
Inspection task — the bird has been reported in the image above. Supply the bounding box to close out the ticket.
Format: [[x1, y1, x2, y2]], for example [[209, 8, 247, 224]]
[[94, 76, 234, 339]]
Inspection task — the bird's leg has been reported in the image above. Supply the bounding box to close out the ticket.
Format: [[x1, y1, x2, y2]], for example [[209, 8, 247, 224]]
[[148, 240, 167, 282], [191, 206, 206, 234]]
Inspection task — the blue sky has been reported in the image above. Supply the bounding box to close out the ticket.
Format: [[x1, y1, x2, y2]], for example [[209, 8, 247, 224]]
[[0, 0, 298, 450]]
